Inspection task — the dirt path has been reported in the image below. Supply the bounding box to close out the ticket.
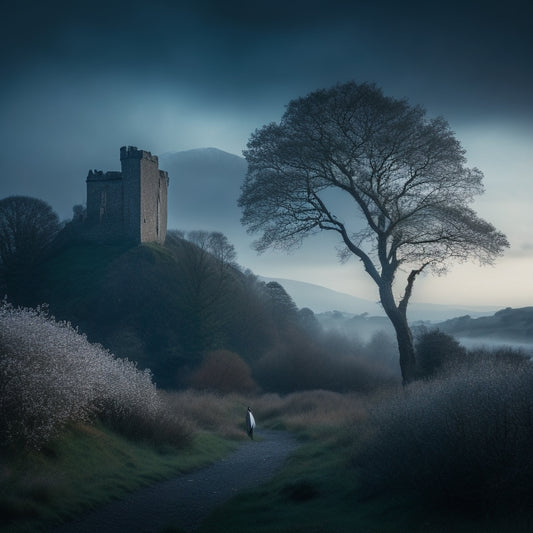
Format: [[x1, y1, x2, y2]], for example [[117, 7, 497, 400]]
[[53, 429, 299, 533]]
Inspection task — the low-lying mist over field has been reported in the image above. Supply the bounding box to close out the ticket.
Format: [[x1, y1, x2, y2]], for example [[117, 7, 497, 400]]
[[457, 337, 533, 355]]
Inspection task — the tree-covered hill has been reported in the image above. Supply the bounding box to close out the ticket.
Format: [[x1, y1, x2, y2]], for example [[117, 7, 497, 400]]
[[27, 234, 272, 388], [17, 231, 397, 392]]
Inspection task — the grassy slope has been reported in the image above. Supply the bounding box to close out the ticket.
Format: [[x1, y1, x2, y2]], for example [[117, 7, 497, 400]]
[[198, 434, 533, 533], [38, 242, 132, 313], [38, 240, 182, 314], [0, 422, 237, 533]]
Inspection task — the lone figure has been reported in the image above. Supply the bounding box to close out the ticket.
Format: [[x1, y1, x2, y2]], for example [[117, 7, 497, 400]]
[[246, 406, 256, 440]]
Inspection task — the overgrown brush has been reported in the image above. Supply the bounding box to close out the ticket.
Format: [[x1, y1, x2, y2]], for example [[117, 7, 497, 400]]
[[162, 390, 248, 440], [252, 390, 369, 438], [0, 301, 190, 449], [353, 356, 533, 512]]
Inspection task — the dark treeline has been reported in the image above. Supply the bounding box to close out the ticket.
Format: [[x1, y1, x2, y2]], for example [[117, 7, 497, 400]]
[[0, 197, 398, 392]]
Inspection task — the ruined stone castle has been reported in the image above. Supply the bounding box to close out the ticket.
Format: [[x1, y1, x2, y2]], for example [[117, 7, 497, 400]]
[[85, 146, 169, 244]]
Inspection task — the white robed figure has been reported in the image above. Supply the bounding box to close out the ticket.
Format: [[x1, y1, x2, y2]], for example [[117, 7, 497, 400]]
[[246, 406, 255, 440]]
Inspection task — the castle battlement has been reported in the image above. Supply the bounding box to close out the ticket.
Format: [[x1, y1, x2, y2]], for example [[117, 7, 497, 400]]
[[85, 147, 169, 244], [86, 170, 122, 182], [120, 145, 159, 165]]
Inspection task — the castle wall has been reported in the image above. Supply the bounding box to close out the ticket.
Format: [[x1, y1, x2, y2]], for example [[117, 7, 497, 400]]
[[120, 147, 143, 242], [158, 170, 169, 243], [86, 171, 123, 239], [138, 155, 168, 244], [85, 147, 169, 244]]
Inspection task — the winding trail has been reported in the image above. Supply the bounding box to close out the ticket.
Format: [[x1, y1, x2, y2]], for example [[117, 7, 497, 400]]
[[53, 429, 299, 533]]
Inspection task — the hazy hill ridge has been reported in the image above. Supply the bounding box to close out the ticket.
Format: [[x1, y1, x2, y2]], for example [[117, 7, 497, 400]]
[[155, 148, 532, 346], [158, 148, 506, 323], [260, 278, 533, 345], [435, 307, 533, 342], [260, 277, 499, 323], [159, 148, 247, 239]]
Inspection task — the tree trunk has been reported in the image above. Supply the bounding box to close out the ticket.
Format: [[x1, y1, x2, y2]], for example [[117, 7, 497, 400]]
[[379, 281, 417, 384], [393, 316, 417, 385]]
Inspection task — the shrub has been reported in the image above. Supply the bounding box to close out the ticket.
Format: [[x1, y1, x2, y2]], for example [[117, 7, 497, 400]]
[[190, 349, 257, 393], [100, 397, 195, 448], [353, 357, 533, 512], [0, 301, 162, 449], [415, 329, 466, 379]]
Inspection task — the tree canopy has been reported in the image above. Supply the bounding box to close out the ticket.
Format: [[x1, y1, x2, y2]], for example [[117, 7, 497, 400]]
[[239, 81, 509, 382], [0, 195, 60, 301]]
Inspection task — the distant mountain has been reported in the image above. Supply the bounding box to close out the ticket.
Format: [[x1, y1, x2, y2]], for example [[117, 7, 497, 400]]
[[261, 277, 499, 323], [159, 148, 247, 242]]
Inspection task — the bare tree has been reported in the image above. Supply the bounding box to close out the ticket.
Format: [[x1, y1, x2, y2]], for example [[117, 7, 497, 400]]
[[170, 230, 239, 356], [0, 196, 60, 300], [239, 82, 509, 383]]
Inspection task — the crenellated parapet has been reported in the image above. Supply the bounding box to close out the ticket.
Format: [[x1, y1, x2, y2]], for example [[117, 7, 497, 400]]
[[120, 145, 159, 165], [86, 170, 122, 181]]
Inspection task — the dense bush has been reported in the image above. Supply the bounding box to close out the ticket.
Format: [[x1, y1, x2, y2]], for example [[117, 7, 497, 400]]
[[0, 301, 173, 449], [353, 355, 533, 512], [190, 349, 257, 393], [415, 328, 466, 379]]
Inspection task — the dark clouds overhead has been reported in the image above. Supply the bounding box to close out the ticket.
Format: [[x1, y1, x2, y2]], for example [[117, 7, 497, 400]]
[[3, 0, 532, 119]]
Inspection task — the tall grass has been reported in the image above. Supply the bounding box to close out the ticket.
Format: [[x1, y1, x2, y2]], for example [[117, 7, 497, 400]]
[[252, 390, 369, 439], [353, 356, 533, 512]]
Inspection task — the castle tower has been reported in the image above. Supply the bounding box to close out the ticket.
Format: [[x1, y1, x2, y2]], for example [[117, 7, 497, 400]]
[[120, 146, 169, 244], [86, 146, 169, 244]]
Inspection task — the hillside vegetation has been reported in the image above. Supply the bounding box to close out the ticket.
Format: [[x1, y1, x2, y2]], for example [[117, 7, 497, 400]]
[[23, 232, 398, 392]]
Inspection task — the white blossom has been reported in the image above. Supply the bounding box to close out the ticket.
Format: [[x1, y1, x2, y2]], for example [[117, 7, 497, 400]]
[[0, 300, 160, 449]]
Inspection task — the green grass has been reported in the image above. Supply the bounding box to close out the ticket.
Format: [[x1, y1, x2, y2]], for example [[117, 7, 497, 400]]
[[0, 421, 238, 533], [38, 242, 132, 313], [197, 433, 533, 533], [5, 389, 533, 533], [176, 390, 533, 533], [196, 431, 421, 533]]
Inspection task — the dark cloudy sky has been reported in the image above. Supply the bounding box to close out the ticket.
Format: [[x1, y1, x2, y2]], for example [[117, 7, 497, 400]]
[[1, 0, 532, 307]]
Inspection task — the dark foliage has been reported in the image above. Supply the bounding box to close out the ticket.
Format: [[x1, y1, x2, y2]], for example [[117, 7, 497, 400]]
[[415, 329, 466, 379], [354, 353, 533, 515], [190, 349, 257, 393], [0, 196, 60, 304], [254, 327, 397, 394], [29, 234, 283, 389], [14, 223, 399, 393]]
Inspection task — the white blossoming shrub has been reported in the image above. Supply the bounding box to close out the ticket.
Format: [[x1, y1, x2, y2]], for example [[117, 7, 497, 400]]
[[0, 301, 160, 449]]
